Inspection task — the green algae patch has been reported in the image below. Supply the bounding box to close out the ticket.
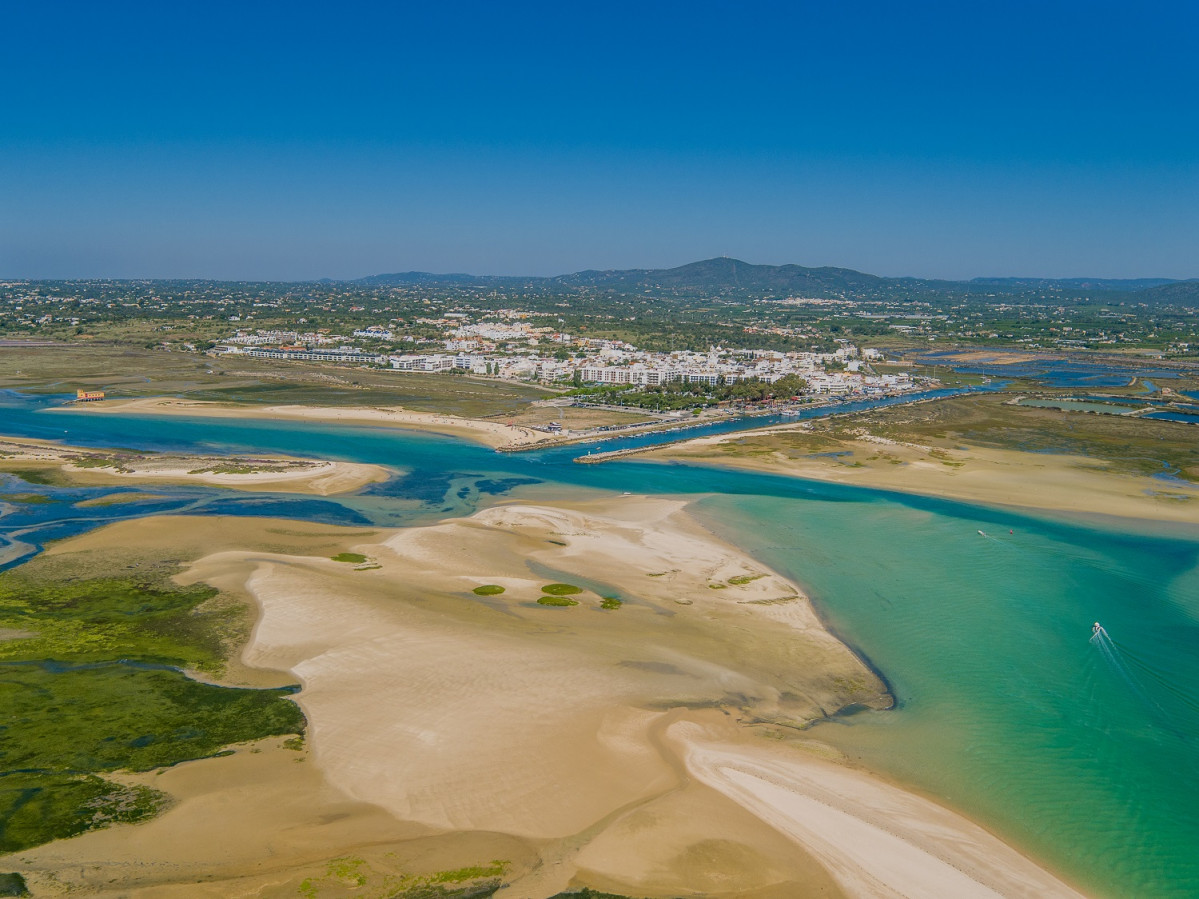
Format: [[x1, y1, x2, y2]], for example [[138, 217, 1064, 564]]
[[0, 565, 305, 853], [0, 771, 167, 855], [298, 856, 508, 899], [471, 584, 506, 596], [600, 597, 623, 609], [728, 574, 765, 586], [537, 596, 579, 607], [0, 493, 55, 505], [0, 872, 29, 897], [75, 492, 171, 508], [331, 552, 368, 564], [540, 583, 582, 596], [0, 577, 230, 670]]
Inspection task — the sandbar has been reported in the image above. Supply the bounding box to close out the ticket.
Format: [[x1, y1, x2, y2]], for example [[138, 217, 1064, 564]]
[[648, 425, 1199, 525], [6, 501, 1085, 897], [57, 395, 553, 449], [0, 434, 389, 495]]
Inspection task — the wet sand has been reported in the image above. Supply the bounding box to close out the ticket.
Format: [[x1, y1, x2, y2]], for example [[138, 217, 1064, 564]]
[[651, 427, 1199, 525], [6, 502, 1085, 897], [0, 434, 389, 495], [59, 396, 552, 449]]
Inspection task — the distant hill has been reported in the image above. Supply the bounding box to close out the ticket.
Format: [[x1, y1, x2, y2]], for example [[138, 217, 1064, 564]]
[[970, 277, 1179, 291], [553, 257, 890, 293], [355, 271, 533, 288], [1128, 280, 1199, 305], [357, 257, 904, 295], [353, 258, 1197, 305]]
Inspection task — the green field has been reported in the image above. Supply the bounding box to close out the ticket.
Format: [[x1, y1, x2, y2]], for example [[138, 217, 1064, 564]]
[[0, 344, 553, 418]]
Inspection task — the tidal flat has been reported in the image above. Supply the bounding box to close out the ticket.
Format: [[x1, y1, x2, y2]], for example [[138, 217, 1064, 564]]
[[0, 551, 303, 853], [0, 387, 1196, 896]]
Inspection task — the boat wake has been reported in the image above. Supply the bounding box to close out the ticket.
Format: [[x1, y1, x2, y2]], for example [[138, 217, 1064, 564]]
[[1090, 624, 1199, 736]]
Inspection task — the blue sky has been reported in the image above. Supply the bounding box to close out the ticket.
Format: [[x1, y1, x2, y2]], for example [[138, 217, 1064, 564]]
[[2, 1, 1196, 280]]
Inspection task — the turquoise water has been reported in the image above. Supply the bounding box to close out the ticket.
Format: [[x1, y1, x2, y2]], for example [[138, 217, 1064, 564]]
[[2, 394, 1198, 897], [700, 498, 1199, 897]]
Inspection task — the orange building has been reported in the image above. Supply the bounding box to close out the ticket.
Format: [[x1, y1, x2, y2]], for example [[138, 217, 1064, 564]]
[[75, 390, 105, 401]]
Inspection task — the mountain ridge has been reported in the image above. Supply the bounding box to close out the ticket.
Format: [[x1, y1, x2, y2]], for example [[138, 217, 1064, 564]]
[[353, 257, 1196, 303]]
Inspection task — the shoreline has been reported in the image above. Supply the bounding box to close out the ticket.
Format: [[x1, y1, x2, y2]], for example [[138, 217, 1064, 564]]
[[36, 390, 1199, 523], [58, 394, 794, 453], [0, 433, 389, 495], [5, 503, 1084, 897], [643, 422, 1199, 526], [53, 396, 560, 449]]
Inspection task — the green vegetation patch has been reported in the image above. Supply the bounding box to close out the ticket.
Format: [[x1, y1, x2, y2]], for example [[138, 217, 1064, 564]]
[[537, 596, 579, 607], [70, 457, 118, 469], [0, 469, 70, 487], [0, 577, 229, 668], [0, 771, 167, 855], [600, 597, 622, 610], [0, 493, 55, 505], [297, 856, 509, 899], [471, 584, 506, 596], [540, 583, 582, 596], [1, 663, 302, 773], [0, 872, 29, 897], [74, 492, 171, 508], [728, 574, 766, 586], [331, 552, 368, 564], [0, 565, 305, 853]]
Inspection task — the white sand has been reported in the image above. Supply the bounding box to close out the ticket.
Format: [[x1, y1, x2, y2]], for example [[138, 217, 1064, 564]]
[[677, 723, 1084, 898], [655, 427, 1199, 525], [60, 396, 551, 448], [0, 434, 388, 495], [7, 502, 1087, 896]]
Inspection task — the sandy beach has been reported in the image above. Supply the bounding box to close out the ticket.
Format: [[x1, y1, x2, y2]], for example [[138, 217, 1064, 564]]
[[58, 396, 553, 449], [0, 434, 388, 495], [648, 424, 1199, 525], [6, 502, 1084, 897]]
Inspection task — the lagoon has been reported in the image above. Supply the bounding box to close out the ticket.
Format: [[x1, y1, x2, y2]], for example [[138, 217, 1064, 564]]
[[2, 392, 1198, 897]]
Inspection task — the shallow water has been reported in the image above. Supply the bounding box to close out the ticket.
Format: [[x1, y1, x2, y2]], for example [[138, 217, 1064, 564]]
[[2, 392, 1198, 897], [698, 497, 1199, 897]]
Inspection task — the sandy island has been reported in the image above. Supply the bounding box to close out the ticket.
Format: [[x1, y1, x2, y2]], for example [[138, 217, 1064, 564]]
[[6, 502, 1084, 898], [58, 396, 553, 450], [0, 434, 388, 495], [646, 423, 1199, 526]]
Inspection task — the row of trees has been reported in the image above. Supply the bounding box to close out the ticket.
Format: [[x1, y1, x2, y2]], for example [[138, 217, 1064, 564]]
[[568, 374, 808, 410]]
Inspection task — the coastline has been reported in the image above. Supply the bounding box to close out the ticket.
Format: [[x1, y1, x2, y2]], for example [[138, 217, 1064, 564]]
[[0, 433, 389, 495], [57, 394, 1199, 526], [5, 502, 1084, 897], [644, 423, 1199, 526], [54, 396, 554, 449]]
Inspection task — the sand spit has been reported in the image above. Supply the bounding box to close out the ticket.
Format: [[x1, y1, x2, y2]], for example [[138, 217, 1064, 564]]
[[676, 724, 1085, 899], [0, 433, 388, 495], [60, 395, 552, 449], [652, 426, 1199, 525], [7, 501, 1084, 897]]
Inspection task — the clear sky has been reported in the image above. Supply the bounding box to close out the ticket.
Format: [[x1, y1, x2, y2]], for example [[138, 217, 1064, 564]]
[[2, 1, 1196, 281]]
